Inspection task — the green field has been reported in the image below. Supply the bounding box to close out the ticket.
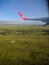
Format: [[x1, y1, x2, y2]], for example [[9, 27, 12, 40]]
[[0, 25, 49, 65]]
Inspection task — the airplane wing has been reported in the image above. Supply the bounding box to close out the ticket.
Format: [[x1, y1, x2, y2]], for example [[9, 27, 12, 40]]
[[18, 12, 41, 20], [18, 12, 49, 25]]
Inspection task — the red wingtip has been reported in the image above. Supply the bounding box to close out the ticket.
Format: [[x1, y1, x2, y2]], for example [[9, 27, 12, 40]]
[[18, 12, 27, 20]]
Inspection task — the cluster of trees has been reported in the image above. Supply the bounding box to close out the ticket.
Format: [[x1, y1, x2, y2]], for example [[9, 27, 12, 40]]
[[0, 29, 49, 35], [0, 29, 11, 35]]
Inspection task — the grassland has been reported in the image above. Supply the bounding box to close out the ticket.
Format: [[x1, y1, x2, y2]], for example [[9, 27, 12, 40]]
[[0, 25, 49, 65]]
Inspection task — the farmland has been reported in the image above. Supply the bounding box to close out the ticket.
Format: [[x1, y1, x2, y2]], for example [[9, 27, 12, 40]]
[[0, 25, 49, 65]]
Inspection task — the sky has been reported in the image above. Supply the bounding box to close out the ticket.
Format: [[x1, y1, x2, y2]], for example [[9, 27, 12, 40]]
[[0, 0, 48, 24]]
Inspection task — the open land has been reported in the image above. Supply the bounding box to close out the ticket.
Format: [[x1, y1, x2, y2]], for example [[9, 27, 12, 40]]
[[0, 25, 49, 65]]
